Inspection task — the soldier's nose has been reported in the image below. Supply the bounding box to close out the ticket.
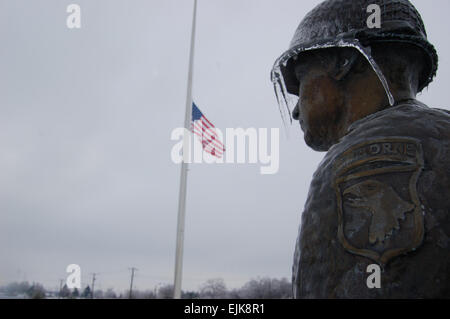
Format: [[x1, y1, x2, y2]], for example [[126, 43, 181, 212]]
[[292, 104, 300, 121]]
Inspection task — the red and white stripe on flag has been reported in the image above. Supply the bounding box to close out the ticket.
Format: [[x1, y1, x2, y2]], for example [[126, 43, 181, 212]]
[[191, 103, 225, 158]]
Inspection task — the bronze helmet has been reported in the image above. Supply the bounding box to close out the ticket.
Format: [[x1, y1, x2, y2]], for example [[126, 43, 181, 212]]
[[271, 0, 438, 125]]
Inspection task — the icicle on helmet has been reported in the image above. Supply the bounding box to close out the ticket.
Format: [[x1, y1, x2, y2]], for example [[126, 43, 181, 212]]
[[271, 0, 438, 127]]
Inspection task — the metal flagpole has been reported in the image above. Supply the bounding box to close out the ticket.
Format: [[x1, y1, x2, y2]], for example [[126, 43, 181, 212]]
[[174, 0, 197, 299]]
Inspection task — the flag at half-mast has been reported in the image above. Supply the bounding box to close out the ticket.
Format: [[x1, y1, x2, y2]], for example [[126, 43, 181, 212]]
[[191, 102, 225, 158]]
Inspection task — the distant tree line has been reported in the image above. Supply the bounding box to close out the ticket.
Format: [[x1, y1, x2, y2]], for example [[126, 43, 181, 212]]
[[0, 281, 46, 299], [0, 277, 292, 299]]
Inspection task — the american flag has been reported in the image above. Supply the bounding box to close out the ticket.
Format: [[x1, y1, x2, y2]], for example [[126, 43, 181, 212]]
[[191, 102, 225, 158]]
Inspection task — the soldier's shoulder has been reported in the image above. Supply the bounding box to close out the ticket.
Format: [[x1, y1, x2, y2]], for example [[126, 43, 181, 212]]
[[337, 101, 450, 150], [347, 101, 450, 139], [319, 101, 450, 173]]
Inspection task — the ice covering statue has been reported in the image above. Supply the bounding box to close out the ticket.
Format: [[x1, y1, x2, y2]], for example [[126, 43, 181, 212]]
[[271, 0, 450, 298]]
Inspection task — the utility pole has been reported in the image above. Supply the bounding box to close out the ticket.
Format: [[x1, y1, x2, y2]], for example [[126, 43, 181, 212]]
[[129, 267, 137, 299], [91, 273, 97, 299], [58, 279, 64, 299]]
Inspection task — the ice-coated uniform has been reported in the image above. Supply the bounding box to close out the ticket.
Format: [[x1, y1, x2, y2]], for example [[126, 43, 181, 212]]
[[293, 100, 450, 298]]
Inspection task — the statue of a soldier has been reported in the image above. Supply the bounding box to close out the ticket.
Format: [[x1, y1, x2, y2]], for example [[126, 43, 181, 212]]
[[271, 0, 450, 298]]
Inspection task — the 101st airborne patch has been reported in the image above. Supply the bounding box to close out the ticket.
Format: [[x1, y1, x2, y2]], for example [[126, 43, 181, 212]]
[[333, 137, 425, 265]]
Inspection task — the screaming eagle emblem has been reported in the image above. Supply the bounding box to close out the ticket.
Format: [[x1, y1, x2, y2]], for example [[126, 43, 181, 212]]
[[333, 137, 425, 264]]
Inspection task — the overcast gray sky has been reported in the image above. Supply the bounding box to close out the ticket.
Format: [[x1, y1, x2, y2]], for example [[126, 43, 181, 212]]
[[0, 0, 449, 293]]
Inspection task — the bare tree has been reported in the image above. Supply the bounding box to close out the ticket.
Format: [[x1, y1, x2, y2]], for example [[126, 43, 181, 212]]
[[2, 281, 30, 297], [60, 284, 71, 299], [182, 290, 200, 299], [27, 283, 46, 299], [199, 278, 228, 299], [104, 288, 117, 299], [157, 284, 174, 299], [238, 277, 292, 299], [94, 289, 104, 299], [131, 289, 156, 299]]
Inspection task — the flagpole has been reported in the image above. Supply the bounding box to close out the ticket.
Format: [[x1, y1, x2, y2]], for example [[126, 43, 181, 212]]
[[174, 0, 197, 299]]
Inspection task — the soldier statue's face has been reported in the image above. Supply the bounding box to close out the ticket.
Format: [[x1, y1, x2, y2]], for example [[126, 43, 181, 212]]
[[291, 49, 390, 152], [292, 52, 346, 152]]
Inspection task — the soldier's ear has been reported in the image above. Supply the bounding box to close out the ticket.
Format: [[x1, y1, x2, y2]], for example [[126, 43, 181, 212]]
[[331, 50, 359, 81]]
